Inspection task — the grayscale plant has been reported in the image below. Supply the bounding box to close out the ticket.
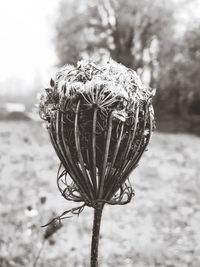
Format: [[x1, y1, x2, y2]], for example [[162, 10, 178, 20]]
[[39, 59, 155, 267]]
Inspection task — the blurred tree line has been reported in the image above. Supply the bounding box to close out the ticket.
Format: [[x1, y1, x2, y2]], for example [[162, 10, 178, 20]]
[[54, 0, 200, 124]]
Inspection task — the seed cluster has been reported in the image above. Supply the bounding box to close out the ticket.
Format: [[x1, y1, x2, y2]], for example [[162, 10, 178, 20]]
[[39, 59, 155, 208], [39, 59, 155, 125]]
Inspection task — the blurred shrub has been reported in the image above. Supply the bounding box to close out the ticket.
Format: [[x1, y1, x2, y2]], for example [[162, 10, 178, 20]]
[[54, 0, 200, 129], [156, 23, 200, 116], [55, 0, 174, 70]]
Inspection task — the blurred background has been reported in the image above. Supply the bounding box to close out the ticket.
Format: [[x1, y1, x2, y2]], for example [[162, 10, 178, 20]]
[[0, 0, 200, 266]]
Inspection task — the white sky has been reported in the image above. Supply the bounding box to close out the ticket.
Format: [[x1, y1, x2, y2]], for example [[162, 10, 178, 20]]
[[0, 0, 59, 85]]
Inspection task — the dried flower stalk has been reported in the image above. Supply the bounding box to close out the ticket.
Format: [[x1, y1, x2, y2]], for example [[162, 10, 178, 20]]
[[39, 59, 155, 266]]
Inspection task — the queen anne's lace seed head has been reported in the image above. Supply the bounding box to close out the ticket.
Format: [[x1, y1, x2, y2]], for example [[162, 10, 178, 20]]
[[39, 59, 155, 208], [39, 59, 155, 122], [39, 59, 156, 267]]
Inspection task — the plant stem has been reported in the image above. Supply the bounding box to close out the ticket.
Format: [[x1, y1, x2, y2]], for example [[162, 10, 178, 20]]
[[90, 203, 104, 267], [32, 239, 46, 267]]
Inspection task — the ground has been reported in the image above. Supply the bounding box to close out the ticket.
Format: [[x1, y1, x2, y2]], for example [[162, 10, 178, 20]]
[[0, 121, 200, 267]]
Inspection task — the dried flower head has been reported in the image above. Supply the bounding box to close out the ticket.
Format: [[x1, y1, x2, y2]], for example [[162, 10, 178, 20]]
[[39, 59, 155, 221]]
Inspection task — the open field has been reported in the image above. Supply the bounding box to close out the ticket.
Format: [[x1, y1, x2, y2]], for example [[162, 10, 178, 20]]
[[0, 121, 200, 267]]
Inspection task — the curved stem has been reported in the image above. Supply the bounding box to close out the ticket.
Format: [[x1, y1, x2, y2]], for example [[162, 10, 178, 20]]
[[98, 113, 113, 198], [90, 203, 104, 267], [92, 108, 98, 196], [74, 101, 94, 199]]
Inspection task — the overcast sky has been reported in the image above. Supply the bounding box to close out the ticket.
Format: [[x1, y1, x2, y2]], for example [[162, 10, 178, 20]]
[[0, 0, 59, 86]]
